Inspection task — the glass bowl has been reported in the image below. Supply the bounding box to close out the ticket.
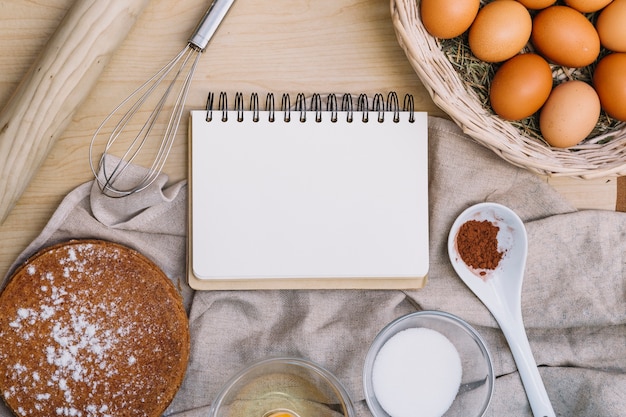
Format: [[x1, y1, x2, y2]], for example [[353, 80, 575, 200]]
[[363, 311, 494, 417], [209, 357, 355, 417]]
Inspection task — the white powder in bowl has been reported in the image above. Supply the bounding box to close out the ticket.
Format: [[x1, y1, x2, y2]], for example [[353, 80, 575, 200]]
[[372, 327, 462, 417]]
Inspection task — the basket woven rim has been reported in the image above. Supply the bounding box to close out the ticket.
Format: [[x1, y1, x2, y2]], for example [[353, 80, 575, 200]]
[[391, 0, 626, 178]]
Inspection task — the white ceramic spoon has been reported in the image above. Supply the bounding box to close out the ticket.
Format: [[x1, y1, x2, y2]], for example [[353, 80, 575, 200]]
[[447, 202, 556, 417]]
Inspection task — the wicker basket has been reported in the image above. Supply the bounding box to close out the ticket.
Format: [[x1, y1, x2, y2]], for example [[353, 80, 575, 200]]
[[391, 0, 626, 178]]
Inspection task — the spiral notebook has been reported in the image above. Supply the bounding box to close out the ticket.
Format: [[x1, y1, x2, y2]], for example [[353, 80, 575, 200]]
[[188, 92, 429, 290]]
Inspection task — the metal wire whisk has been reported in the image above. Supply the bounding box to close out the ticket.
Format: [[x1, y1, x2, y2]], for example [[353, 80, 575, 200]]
[[89, 0, 236, 197]]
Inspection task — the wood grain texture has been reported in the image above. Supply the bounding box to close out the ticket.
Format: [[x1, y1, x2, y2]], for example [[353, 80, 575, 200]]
[[0, 0, 150, 224], [0, 0, 616, 281]]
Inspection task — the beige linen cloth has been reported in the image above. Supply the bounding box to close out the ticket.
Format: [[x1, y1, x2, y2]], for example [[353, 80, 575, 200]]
[[3, 116, 625, 416]]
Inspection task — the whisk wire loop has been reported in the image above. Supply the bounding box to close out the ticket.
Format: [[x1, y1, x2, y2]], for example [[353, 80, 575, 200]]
[[90, 46, 197, 197], [89, 0, 236, 197]]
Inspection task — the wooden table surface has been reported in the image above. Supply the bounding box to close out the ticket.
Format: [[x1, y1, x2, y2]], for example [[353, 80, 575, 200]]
[[0, 0, 618, 279]]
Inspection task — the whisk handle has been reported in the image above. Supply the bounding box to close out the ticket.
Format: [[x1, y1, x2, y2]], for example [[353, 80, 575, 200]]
[[188, 0, 237, 51]]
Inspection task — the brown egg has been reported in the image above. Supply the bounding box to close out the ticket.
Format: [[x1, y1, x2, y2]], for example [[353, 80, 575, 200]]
[[469, 1, 532, 62], [420, 0, 480, 39], [531, 6, 600, 68], [539, 81, 601, 148], [517, 0, 556, 9], [564, 0, 613, 13], [490, 53, 553, 120], [596, 0, 626, 52], [593, 53, 626, 121]]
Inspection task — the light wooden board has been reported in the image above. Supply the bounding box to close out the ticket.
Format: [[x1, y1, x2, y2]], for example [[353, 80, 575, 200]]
[[0, 0, 617, 282]]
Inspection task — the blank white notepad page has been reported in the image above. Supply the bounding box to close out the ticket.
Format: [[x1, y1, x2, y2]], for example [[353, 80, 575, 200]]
[[190, 110, 428, 281]]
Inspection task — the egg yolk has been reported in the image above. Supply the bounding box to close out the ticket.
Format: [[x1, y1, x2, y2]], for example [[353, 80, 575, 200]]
[[266, 412, 298, 417]]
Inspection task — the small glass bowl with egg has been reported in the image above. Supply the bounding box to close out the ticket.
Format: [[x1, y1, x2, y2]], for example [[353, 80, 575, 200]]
[[209, 357, 356, 417], [363, 311, 494, 417]]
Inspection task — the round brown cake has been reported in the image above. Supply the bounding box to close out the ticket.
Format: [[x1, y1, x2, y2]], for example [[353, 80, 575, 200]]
[[0, 240, 190, 417]]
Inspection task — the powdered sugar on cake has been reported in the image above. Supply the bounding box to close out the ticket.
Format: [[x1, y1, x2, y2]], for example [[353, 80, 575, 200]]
[[0, 241, 188, 417]]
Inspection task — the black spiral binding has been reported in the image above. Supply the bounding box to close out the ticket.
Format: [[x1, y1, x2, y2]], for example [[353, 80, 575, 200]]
[[205, 92, 415, 123]]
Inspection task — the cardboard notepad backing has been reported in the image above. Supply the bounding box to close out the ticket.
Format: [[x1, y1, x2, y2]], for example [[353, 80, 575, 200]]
[[188, 92, 429, 290]]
